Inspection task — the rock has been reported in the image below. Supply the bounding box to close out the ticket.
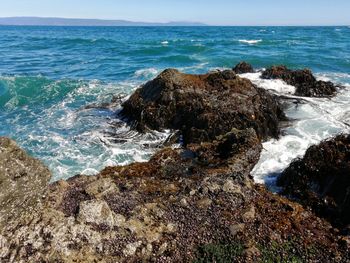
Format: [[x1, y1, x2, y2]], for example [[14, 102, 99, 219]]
[[0, 132, 349, 262], [121, 68, 285, 144], [229, 223, 245, 237], [197, 198, 212, 209], [123, 241, 142, 257], [77, 200, 116, 227], [278, 134, 350, 228], [0, 64, 349, 262], [0, 137, 51, 229], [223, 180, 243, 195], [85, 178, 119, 199], [233, 61, 255, 74], [261, 65, 338, 97], [243, 205, 256, 221]]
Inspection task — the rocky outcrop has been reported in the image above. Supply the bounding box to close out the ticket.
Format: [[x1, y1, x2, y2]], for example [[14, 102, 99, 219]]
[[0, 137, 51, 229], [278, 134, 350, 229], [233, 62, 255, 74], [121, 69, 285, 145], [1, 131, 349, 262], [1, 68, 349, 262], [261, 65, 338, 97]]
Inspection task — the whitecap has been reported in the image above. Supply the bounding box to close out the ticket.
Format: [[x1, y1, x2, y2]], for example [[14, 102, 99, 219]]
[[239, 72, 296, 94], [161, 41, 169, 45], [134, 68, 159, 78], [239, 39, 262, 45]]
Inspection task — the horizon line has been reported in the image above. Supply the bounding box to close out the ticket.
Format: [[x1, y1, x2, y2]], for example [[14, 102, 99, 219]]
[[0, 16, 348, 27]]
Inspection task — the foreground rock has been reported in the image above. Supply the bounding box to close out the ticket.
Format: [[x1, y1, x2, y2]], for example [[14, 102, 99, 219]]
[[262, 65, 338, 97], [278, 134, 350, 230], [0, 137, 51, 229], [121, 69, 285, 145], [1, 131, 349, 262]]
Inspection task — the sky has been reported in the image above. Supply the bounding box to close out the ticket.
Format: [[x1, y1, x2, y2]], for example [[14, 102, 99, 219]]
[[0, 0, 349, 26]]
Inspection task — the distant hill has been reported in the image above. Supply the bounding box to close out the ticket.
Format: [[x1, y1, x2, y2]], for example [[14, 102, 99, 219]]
[[0, 17, 206, 26]]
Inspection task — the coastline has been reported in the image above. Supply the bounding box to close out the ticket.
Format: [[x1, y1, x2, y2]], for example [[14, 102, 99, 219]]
[[1, 64, 349, 262]]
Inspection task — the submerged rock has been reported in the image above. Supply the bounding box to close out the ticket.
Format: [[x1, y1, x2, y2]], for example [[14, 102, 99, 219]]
[[261, 65, 338, 97], [233, 61, 255, 74], [278, 134, 350, 228], [121, 68, 285, 144]]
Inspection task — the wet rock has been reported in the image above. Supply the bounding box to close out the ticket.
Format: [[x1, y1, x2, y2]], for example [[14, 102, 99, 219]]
[[233, 61, 255, 74], [278, 134, 350, 227], [121, 68, 285, 144], [0, 137, 51, 229], [262, 65, 338, 97]]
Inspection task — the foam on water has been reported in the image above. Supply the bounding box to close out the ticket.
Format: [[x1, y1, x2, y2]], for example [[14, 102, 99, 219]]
[[239, 39, 262, 45], [134, 68, 159, 79], [240, 72, 296, 94], [0, 75, 171, 181], [0, 26, 349, 183], [250, 73, 350, 188]]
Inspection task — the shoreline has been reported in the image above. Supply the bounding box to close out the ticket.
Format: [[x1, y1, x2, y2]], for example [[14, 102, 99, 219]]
[[1, 63, 349, 262]]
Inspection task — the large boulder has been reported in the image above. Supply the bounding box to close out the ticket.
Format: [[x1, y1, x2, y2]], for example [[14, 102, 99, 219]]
[[261, 65, 338, 97], [278, 134, 350, 228], [0, 137, 51, 229], [121, 69, 285, 145]]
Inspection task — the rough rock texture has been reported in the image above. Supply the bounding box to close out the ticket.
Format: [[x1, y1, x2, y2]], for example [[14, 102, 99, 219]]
[[278, 134, 350, 229], [0, 137, 51, 229], [261, 65, 338, 97], [1, 130, 349, 262], [1, 68, 349, 262], [233, 62, 255, 74], [121, 69, 285, 145]]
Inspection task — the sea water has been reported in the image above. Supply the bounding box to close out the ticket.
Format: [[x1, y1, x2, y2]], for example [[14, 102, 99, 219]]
[[0, 26, 349, 183]]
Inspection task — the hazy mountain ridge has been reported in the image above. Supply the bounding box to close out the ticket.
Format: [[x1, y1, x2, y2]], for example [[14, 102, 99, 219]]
[[0, 17, 206, 26]]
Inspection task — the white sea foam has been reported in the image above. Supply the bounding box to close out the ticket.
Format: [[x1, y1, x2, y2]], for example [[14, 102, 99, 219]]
[[240, 72, 296, 94], [134, 68, 159, 78], [239, 39, 262, 45], [161, 41, 169, 45], [250, 73, 350, 188]]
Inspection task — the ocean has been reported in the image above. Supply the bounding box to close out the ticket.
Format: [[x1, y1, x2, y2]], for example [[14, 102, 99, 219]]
[[0, 26, 349, 184]]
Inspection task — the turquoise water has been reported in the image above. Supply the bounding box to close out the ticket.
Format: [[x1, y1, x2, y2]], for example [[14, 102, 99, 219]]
[[0, 26, 349, 181]]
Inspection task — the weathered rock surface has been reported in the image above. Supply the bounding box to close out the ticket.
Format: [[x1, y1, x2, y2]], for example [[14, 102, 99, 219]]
[[262, 65, 338, 97], [1, 130, 349, 262], [1, 68, 349, 262], [233, 62, 255, 74], [0, 137, 51, 229], [121, 69, 285, 145], [278, 134, 350, 229]]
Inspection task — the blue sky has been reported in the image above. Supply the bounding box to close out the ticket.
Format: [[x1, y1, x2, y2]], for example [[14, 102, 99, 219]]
[[0, 0, 349, 25]]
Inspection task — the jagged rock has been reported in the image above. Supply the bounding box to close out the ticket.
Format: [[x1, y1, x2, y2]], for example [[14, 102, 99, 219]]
[[1, 130, 349, 262], [0, 66, 349, 262], [0, 137, 51, 229], [261, 65, 338, 97], [233, 61, 255, 74], [278, 134, 350, 228], [121, 68, 285, 144]]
